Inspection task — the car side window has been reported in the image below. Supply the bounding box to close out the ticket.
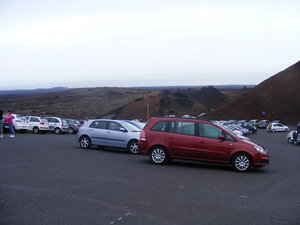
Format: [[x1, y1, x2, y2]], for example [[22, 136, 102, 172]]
[[224, 133, 236, 142], [90, 121, 107, 129], [108, 122, 124, 131], [170, 121, 195, 136], [151, 121, 168, 132], [30, 117, 39, 122], [199, 123, 222, 139]]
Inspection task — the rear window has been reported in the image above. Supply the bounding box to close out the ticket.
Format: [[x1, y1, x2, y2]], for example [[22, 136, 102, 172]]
[[151, 121, 168, 132]]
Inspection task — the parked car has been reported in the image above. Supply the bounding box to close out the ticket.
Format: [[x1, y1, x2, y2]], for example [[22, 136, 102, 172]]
[[267, 123, 289, 132], [43, 117, 69, 134], [237, 122, 257, 134], [23, 116, 50, 134], [3, 113, 29, 132], [138, 117, 269, 172], [257, 120, 271, 128], [77, 119, 141, 154], [249, 119, 259, 127], [63, 119, 82, 134]]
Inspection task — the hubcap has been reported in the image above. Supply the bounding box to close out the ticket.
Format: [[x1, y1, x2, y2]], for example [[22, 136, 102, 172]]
[[152, 149, 165, 163], [235, 155, 250, 171], [129, 142, 138, 153], [81, 138, 89, 148]]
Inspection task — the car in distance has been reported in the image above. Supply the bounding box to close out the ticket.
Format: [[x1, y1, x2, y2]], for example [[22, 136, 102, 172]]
[[3, 114, 29, 132], [23, 116, 50, 134], [77, 119, 141, 154], [267, 123, 289, 132], [257, 120, 271, 128], [138, 117, 269, 172], [43, 117, 69, 134], [63, 119, 82, 134]]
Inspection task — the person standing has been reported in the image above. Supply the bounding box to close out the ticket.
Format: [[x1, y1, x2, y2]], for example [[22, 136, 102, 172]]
[[0, 110, 3, 138], [6, 110, 15, 138]]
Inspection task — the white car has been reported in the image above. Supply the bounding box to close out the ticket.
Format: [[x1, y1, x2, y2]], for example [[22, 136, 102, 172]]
[[267, 123, 289, 132], [23, 116, 50, 134], [3, 114, 29, 132], [44, 117, 69, 134]]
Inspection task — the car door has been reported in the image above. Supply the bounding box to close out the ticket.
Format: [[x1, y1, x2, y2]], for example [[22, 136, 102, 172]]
[[47, 118, 55, 131], [88, 121, 108, 146], [166, 121, 198, 158], [275, 123, 284, 131], [29, 117, 39, 130], [105, 121, 128, 148], [194, 123, 233, 162]]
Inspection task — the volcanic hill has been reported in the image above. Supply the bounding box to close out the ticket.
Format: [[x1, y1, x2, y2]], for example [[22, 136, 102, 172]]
[[205, 61, 300, 123]]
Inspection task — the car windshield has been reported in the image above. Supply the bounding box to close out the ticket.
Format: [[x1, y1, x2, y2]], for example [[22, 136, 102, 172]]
[[121, 122, 141, 132]]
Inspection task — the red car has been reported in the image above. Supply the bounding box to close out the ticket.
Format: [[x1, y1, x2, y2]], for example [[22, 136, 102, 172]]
[[139, 117, 269, 172]]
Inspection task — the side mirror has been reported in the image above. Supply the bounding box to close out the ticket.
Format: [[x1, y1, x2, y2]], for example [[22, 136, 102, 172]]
[[218, 135, 225, 141]]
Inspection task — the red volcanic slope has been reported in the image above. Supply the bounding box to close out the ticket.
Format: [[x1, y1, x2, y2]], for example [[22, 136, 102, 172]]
[[206, 61, 300, 123]]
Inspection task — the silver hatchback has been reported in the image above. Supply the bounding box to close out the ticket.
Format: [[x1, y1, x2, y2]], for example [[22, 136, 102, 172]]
[[77, 119, 141, 154]]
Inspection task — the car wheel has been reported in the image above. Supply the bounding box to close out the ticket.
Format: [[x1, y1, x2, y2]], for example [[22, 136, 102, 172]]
[[79, 136, 91, 149], [150, 146, 169, 165], [128, 140, 139, 154], [54, 128, 61, 134], [232, 153, 252, 172], [33, 127, 39, 134], [68, 128, 75, 134], [284, 128, 288, 132], [271, 129, 276, 133]]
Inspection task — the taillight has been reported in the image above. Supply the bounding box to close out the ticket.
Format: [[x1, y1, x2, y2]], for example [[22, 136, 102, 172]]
[[140, 130, 146, 141], [40, 122, 44, 125]]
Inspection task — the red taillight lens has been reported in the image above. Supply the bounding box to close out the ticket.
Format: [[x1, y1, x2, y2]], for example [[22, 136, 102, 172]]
[[40, 122, 44, 125], [140, 130, 146, 141]]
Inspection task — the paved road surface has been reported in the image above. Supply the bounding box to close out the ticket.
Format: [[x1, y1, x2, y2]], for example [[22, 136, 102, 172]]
[[0, 130, 299, 225]]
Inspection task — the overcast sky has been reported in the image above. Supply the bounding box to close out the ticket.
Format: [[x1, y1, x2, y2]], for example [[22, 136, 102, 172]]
[[0, 0, 299, 90]]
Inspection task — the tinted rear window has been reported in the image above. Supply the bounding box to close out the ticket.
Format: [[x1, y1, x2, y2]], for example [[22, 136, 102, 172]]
[[151, 121, 168, 132]]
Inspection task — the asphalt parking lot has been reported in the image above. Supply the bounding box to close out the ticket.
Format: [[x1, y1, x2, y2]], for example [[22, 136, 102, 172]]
[[0, 129, 300, 225]]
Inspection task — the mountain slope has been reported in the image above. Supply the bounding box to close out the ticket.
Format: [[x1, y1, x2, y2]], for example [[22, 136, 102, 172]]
[[205, 61, 300, 123]]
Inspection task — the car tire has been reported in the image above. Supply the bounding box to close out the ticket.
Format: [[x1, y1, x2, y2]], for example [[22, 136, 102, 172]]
[[68, 128, 75, 134], [79, 136, 91, 149], [128, 140, 139, 154], [149, 146, 169, 165], [284, 128, 288, 132], [54, 128, 61, 134], [33, 127, 39, 134], [232, 153, 252, 172], [271, 129, 276, 133]]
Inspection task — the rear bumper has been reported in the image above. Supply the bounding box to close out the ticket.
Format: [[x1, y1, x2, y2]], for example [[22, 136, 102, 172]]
[[138, 140, 149, 155]]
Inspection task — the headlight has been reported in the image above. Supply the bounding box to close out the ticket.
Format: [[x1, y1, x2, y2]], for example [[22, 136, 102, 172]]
[[254, 145, 267, 154]]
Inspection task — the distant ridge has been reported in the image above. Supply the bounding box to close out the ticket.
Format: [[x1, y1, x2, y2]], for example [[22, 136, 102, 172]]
[[131, 85, 255, 90], [0, 87, 70, 96]]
